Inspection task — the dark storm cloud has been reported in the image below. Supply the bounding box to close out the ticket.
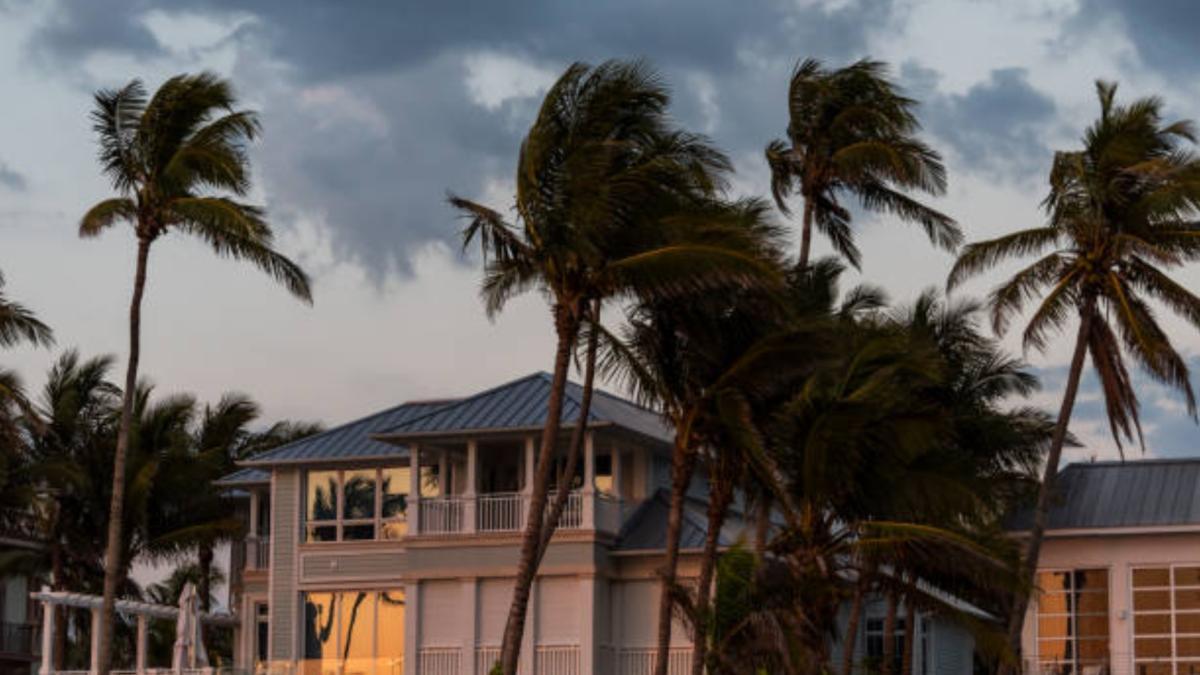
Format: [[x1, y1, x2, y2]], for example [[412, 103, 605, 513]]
[[1073, 0, 1200, 77], [26, 0, 900, 277], [0, 160, 27, 191], [903, 64, 1057, 183]]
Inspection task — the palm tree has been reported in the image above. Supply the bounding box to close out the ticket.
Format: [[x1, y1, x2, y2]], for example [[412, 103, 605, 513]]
[[81, 72, 312, 673], [0, 270, 54, 349], [766, 58, 960, 268], [947, 80, 1200, 666], [450, 60, 777, 675]]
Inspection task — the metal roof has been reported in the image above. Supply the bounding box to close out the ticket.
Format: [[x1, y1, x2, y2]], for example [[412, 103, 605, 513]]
[[1008, 458, 1200, 531], [376, 372, 673, 444], [238, 400, 449, 466], [213, 467, 270, 487], [615, 489, 745, 551]]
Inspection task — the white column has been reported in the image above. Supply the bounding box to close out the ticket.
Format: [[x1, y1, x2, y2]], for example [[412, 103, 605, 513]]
[[90, 608, 101, 675], [464, 440, 478, 534], [409, 443, 421, 535], [523, 437, 535, 494], [135, 615, 147, 675], [582, 432, 596, 530], [39, 593, 52, 675], [404, 581, 420, 675], [247, 491, 260, 570], [579, 576, 597, 675], [461, 578, 478, 675]]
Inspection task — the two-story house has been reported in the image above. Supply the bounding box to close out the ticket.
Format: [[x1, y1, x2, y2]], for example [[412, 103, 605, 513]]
[[217, 373, 718, 675], [1011, 458, 1200, 675]]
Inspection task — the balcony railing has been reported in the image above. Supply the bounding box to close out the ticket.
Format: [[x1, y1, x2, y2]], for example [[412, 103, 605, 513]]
[[241, 535, 271, 572], [415, 490, 619, 536], [0, 621, 36, 657]]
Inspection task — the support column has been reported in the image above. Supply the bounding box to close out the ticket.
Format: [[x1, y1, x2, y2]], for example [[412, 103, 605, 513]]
[[579, 576, 597, 675], [247, 491, 260, 570], [409, 443, 421, 535], [39, 593, 52, 675], [461, 578, 478, 675], [523, 436, 535, 532], [464, 440, 478, 534], [135, 615, 147, 675], [582, 431, 595, 530], [90, 608, 101, 675], [404, 581, 420, 675]]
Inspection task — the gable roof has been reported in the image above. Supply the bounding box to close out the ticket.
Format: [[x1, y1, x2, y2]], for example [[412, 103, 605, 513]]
[[615, 489, 745, 551], [375, 372, 673, 445], [213, 467, 270, 487], [237, 400, 450, 467], [1008, 458, 1200, 531]]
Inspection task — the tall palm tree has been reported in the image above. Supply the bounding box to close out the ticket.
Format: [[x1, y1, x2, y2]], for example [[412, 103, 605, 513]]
[[450, 60, 776, 675], [766, 58, 960, 268], [947, 81, 1200, 666], [0, 270, 54, 349], [81, 72, 312, 674]]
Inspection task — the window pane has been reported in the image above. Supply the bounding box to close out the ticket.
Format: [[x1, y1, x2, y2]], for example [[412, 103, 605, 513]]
[[343, 524, 375, 541], [1038, 572, 1071, 593], [1178, 612, 1200, 634], [1076, 614, 1109, 637], [381, 468, 410, 518], [308, 525, 337, 543], [1134, 568, 1172, 588], [1135, 613, 1172, 635], [303, 592, 338, 673], [1077, 638, 1108, 660], [1177, 568, 1200, 587], [1037, 615, 1071, 639], [380, 519, 408, 540], [1180, 637, 1200, 657], [1036, 638, 1070, 660], [1178, 589, 1200, 610], [594, 454, 613, 494], [420, 465, 440, 498], [1075, 569, 1108, 592], [1134, 664, 1173, 675], [1039, 593, 1070, 614], [1178, 662, 1200, 675], [1077, 593, 1109, 613], [307, 471, 339, 522], [343, 470, 376, 520], [1136, 637, 1173, 658], [339, 591, 375, 669], [377, 589, 406, 669], [1136, 591, 1172, 612]]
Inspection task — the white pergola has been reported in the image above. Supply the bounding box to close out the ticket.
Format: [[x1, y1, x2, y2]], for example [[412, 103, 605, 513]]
[[31, 587, 238, 675]]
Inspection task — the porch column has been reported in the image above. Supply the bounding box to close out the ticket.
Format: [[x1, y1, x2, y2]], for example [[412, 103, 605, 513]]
[[90, 608, 101, 675], [464, 440, 478, 534], [38, 591, 52, 675], [409, 443, 421, 535], [247, 491, 260, 570], [582, 431, 595, 530], [135, 615, 147, 675]]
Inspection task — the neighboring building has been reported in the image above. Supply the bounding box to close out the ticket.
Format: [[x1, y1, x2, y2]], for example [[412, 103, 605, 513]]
[[1011, 459, 1200, 675], [0, 514, 42, 675], [219, 372, 982, 675]]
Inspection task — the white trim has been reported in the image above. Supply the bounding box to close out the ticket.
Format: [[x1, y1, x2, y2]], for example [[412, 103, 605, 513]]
[[1017, 524, 1200, 538]]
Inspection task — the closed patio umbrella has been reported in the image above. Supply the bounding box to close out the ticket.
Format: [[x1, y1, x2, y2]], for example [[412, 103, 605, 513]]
[[171, 583, 209, 673]]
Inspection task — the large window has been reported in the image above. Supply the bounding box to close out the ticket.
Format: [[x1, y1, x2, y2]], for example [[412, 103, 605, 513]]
[[304, 467, 437, 543], [302, 590, 405, 675], [1035, 569, 1110, 674], [1133, 565, 1200, 675], [866, 616, 906, 675]]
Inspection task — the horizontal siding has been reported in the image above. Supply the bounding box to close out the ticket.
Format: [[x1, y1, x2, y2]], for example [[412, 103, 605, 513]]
[[299, 549, 406, 582], [269, 469, 298, 660]]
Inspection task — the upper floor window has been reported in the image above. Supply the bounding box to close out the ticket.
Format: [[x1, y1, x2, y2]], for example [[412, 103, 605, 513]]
[[1035, 568, 1109, 674], [1132, 565, 1200, 675], [304, 467, 437, 543]]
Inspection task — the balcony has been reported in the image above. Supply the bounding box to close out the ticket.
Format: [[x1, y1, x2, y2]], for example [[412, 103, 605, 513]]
[[415, 490, 623, 536]]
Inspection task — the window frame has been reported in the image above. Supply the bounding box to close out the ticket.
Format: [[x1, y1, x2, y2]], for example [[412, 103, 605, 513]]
[[303, 467, 409, 543], [301, 589, 406, 671], [1032, 567, 1112, 675], [1131, 563, 1200, 675]]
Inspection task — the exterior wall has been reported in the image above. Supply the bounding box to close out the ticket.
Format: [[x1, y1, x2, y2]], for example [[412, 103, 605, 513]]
[[829, 597, 972, 675], [2, 577, 27, 624], [1021, 530, 1200, 673], [268, 468, 300, 661]]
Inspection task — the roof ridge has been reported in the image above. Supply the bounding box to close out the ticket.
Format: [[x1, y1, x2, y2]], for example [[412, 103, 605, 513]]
[[381, 372, 551, 434], [1066, 457, 1200, 469]]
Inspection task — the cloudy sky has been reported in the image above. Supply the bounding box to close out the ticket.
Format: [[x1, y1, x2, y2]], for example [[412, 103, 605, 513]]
[[3, 0, 1200, 466]]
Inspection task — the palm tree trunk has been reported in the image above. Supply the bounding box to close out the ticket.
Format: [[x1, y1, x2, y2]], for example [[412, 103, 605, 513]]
[[901, 598, 916, 675], [798, 199, 815, 269], [498, 302, 580, 675], [841, 576, 867, 675], [537, 299, 600, 559], [690, 464, 734, 675], [881, 592, 897, 675], [1003, 308, 1093, 674], [198, 544, 213, 613], [654, 427, 697, 675], [96, 236, 151, 675], [753, 495, 770, 558]]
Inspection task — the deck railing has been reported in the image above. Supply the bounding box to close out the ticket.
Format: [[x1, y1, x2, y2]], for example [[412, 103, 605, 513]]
[[416, 490, 616, 536], [417, 647, 461, 675], [618, 648, 694, 675], [419, 496, 466, 534], [478, 492, 524, 532]]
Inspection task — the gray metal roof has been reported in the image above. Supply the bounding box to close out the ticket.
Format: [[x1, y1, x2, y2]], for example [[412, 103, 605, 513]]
[[213, 467, 270, 487], [1008, 458, 1200, 531], [377, 372, 673, 444], [615, 489, 746, 551], [238, 400, 450, 466]]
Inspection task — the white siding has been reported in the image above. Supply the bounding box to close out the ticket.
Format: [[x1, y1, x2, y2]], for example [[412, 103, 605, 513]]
[[536, 577, 579, 644], [478, 578, 514, 645], [269, 468, 299, 660], [420, 580, 462, 647], [612, 579, 688, 648], [934, 617, 973, 675]]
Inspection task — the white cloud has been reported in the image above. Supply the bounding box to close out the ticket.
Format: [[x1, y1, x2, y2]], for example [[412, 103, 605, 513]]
[[462, 51, 556, 111]]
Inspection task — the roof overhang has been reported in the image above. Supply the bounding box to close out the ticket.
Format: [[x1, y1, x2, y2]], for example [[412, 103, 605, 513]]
[[1010, 523, 1200, 538]]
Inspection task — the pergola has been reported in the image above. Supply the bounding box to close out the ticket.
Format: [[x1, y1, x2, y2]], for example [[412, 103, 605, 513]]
[[31, 587, 238, 675]]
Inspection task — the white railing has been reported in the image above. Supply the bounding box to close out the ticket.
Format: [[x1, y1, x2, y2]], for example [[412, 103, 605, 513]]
[[254, 536, 270, 570], [618, 647, 693, 675], [418, 647, 461, 675], [476, 646, 503, 675], [595, 493, 622, 534], [548, 492, 583, 530], [534, 645, 579, 675], [479, 492, 525, 532], [420, 497, 466, 534]]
